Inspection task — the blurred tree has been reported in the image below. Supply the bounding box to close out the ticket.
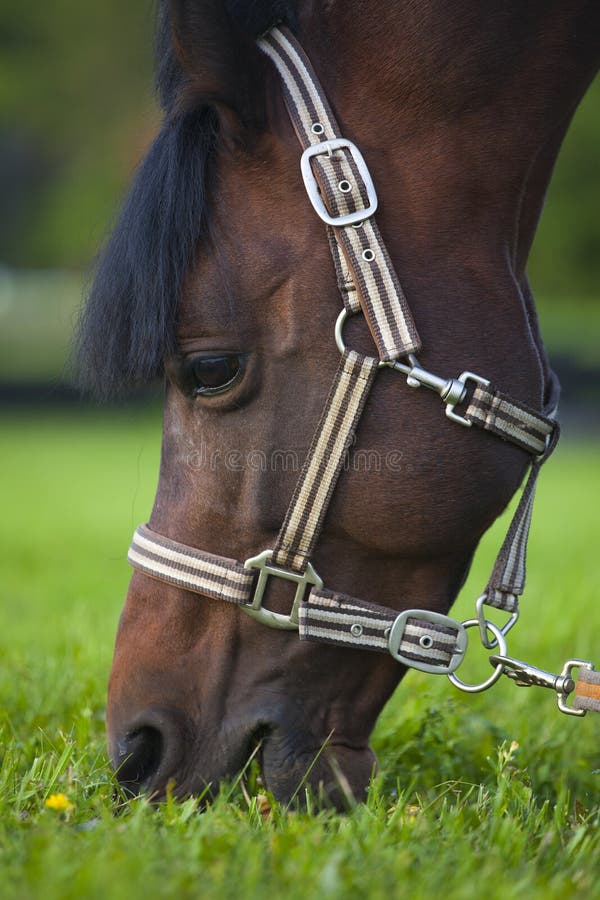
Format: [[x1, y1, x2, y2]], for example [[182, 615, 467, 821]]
[[0, 2, 597, 299], [0, 1, 157, 267], [529, 79, 600, 298]]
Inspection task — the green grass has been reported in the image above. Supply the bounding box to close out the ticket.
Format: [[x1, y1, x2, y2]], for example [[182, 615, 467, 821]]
[[0, 411, 599, 899]]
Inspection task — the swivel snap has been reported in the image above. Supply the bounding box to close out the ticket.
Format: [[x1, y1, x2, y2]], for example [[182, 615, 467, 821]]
[[402, 361, 466, 407], [490, 655, 595, 717]]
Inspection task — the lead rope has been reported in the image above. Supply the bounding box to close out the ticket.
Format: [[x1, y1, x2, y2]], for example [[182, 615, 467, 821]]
[[126, 26, 597, 717]]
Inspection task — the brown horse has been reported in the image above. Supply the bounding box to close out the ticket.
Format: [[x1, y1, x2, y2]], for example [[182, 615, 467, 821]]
[[78, 0, 599, 806]]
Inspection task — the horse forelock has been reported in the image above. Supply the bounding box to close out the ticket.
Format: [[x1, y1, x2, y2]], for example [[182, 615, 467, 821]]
[[77, 0, 297, 398]]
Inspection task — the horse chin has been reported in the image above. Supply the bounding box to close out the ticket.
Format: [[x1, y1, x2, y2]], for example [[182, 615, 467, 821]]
[[259, 731, 377, 810]]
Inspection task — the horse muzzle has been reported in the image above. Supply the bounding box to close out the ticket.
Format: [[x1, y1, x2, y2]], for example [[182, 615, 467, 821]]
[[108, 703, 375, 808]]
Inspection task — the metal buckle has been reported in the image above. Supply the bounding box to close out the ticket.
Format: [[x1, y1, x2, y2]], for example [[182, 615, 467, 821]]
[[387, 609, 468, 675], [242, 550, 323, 630], [300, 139, 378, 226], [445, 371, 490, 426]]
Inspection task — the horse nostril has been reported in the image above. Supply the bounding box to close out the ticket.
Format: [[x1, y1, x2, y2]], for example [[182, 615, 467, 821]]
[[110, 709, 189, 798], [115, 726, 164, 795]]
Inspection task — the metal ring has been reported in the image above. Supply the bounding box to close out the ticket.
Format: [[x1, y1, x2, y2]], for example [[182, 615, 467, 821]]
[[334, 308, 387, 367], [311, 122, 325, 135], [447, 619, 508, 693], [338, 179, 352, 193], [476, 594, 519, 649], [334, 308, 348, 354], [362, 248, 375, 262]]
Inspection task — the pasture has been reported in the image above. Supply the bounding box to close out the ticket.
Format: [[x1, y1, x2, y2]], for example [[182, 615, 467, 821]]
[[0, 411, 598, 899]]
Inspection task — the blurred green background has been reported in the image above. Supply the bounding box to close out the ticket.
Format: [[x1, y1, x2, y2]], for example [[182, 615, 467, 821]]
[[0, 10, 598, 896], [0, 3, 598, 397]]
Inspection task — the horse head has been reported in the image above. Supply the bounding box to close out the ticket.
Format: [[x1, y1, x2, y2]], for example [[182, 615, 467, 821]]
[[78, 0, 599, 805]]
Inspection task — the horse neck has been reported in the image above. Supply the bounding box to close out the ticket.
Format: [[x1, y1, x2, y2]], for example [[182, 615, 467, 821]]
[[298, 2, 598, 288]]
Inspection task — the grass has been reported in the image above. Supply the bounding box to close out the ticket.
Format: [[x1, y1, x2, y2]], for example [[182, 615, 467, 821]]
[[0, 409, 599, 899]]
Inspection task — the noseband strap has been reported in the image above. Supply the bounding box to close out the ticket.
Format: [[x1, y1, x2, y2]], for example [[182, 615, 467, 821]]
[[128, 524, 255, 604], [128, 524, 468, 674], [127, 27, 596, 702]]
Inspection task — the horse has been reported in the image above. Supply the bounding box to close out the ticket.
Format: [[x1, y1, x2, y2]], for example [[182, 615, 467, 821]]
[[77, 0, 600, 807]]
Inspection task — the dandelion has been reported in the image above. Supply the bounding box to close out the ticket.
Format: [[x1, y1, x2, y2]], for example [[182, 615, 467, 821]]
[[45, 793, 74, 812], [256, 793, 272, 819], [405, 804, 421, 817]]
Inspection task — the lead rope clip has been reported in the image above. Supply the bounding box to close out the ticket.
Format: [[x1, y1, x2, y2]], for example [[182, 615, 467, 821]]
[[489, 655, 595, 717]]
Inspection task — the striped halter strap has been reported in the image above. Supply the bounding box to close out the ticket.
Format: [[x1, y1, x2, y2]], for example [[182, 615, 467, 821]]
[[127, 27, 599, 715]]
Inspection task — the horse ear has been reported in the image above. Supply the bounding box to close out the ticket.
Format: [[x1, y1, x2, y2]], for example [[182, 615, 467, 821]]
[[167, 0, 265, 134]]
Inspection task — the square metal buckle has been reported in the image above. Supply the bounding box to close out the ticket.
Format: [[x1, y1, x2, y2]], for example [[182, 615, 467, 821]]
[[387, 609, 467, 675], [300, 138, 378, 227], [242, 550, 323, 631]]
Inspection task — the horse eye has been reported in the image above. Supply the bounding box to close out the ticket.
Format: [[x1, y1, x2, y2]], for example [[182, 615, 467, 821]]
[[185, 354, 243, 397]]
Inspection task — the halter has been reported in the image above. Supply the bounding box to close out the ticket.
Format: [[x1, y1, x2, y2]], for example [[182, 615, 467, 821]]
[[128, 27, 599, 716]]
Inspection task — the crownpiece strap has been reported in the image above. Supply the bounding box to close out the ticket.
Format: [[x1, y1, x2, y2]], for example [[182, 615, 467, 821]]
[[258, 27, 421, 360], [466, 384, 555, 455]]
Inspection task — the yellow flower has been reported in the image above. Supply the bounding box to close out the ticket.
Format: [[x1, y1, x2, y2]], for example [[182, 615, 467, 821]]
[[45, 793, 75, 812]]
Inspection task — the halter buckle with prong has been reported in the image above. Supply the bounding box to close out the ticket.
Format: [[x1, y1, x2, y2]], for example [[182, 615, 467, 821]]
[[301, 138, 378, 226]]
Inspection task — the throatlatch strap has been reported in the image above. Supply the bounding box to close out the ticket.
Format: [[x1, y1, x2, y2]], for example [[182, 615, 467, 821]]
[[478, 418, 559, 614], [466, 384, 555, 455], [258, 27, 421, 361], [573, 668, 600, 713], [481, 462, 541, 613], [301, 587, 463, 667], [272, 350, 378, 572], [128, 525, 255, 605]]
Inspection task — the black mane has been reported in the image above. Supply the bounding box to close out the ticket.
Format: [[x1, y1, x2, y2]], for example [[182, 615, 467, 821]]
[[77, 0, 296, 398]]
